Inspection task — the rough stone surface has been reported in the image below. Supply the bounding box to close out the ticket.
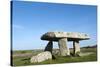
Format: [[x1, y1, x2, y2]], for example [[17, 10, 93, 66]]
[[73, 40, 80, 56], [58, 38, 70, 56], [52, 49, 60, 56], [41, 32, 90, 41], [44, 41, 53, 53], [30, 51, 52, 63]]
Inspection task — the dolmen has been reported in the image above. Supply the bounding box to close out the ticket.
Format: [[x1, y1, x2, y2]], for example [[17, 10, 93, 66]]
[[41, 32, 90, 56], [30, 32, 90, 63]]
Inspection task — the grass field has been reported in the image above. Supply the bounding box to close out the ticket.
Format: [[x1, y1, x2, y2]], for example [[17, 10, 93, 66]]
[[11, 47, 97, 66]]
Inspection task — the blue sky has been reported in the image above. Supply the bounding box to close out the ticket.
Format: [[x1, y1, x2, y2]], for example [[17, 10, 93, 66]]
[[12, 1, 97, 50]]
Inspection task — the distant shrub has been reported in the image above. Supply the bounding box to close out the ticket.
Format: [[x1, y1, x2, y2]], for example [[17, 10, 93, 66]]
[[21, 51, 26, 53]]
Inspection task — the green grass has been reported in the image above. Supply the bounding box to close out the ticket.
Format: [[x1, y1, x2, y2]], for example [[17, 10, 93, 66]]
[[12, 47, 97, 66]]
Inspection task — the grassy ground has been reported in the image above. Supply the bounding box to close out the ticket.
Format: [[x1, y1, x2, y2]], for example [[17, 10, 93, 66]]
[[12, 47, 97, 66]]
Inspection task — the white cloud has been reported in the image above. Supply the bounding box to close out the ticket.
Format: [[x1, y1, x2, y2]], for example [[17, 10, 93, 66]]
[[13, 24, 24, 29]]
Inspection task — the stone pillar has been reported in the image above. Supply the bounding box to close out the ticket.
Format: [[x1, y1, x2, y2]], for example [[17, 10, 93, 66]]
[[73, 40, 80, 56], [44, 41, 53, 53], [58, 38, 70, 56]]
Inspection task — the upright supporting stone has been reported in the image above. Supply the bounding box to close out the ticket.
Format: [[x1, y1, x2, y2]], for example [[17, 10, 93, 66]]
[[73, 40, 80, 56], [58, 38, 70, 56], [44, 41, 53, 53]]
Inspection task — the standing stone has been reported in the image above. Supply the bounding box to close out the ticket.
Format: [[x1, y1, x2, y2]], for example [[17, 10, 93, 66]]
[[44, 41, 53, 53], [58, 38, 70, 56], [73, 40, 80, 56]]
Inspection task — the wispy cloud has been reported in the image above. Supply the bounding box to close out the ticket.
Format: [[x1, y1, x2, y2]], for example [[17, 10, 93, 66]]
[[13, 24, 24, 29]]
